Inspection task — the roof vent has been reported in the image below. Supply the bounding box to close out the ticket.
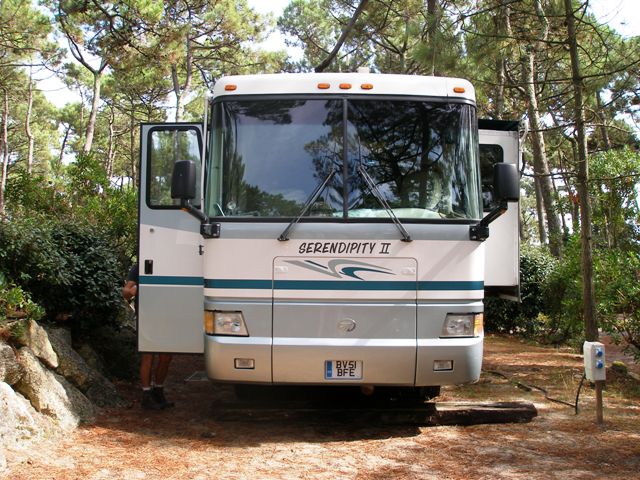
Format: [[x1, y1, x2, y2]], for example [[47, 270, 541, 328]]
[[357, 67, 370, 74]]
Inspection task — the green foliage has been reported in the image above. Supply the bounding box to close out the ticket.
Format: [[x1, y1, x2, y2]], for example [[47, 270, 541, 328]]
[[0, 272, 45, 322], [543, 238, 585, 342], [589, 148, 640, 249], [5, 168, 70, 216], [484, 246, 557, 335], [0, 216, 123, 332], [543, 237, 640, 358], [594, 249, 640, 360]]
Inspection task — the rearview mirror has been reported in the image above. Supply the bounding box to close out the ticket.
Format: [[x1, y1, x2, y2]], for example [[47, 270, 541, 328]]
[[171, 160, 196, 200], [470, 163, 519, 242], [493, 163, 519, 202]]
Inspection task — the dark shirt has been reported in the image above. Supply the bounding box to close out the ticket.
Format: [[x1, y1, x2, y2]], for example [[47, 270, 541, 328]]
[[127, 264, 139, 284]]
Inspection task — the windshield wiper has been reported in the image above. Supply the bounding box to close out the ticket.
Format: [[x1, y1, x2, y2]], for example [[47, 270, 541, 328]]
[[356, 164, 412, 242], [278, 168, 337, 241]]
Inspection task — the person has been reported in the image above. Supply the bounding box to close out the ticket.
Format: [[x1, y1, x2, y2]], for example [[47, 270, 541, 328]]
[[123, 264, 175, 410]]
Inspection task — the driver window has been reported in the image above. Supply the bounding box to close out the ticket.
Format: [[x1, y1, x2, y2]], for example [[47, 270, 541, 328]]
[[147, 128, 202, 208]]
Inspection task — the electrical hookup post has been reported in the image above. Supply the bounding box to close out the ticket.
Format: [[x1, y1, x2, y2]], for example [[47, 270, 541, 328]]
[[583, 341, 606, 424]]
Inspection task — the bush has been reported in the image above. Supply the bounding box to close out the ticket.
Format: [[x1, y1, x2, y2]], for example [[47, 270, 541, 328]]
[[0, 272, 45, 322], [595, 249, 640, 360], [542, 237, 585, 343], [0, 216, 123, 333], [484, 246, 557, 335]]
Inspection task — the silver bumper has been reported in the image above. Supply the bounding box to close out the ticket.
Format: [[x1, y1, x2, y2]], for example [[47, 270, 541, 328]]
[[204, 334, 482, 386]]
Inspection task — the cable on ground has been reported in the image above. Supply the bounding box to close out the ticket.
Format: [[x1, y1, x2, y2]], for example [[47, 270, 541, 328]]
[[484, 369, 587, 414]]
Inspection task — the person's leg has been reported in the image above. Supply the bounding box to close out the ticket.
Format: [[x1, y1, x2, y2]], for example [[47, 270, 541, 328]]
[[152, 354, 174, 408], [140, 353, 154, 389], [140, 353, 162, 410], [154, 354, 173, 385]]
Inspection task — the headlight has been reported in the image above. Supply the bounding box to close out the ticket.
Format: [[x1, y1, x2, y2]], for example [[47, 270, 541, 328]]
[[441, 313, 483, 338], [204, 311, 248, 336]]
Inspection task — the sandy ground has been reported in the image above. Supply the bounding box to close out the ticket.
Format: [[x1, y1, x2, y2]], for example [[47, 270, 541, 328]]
[[3, 335, 640, 480]]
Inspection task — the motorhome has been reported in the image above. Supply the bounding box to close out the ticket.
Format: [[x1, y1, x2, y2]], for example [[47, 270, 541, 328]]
[[137, 72, 520, 400]]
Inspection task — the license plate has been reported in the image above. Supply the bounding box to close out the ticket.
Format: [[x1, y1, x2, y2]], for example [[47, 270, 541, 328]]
[[325, 360, 362, 380]]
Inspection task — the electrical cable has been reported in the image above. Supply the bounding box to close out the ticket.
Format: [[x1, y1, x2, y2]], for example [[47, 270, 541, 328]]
[[485, 370, 587, 415]]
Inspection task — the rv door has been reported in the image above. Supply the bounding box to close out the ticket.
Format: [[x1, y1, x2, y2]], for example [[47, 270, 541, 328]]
[[138, 123, 204, 353], [479, 120, 521, 301]]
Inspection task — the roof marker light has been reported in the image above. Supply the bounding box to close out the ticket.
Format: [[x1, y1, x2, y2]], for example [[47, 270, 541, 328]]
[[339, 83, 352, 90], [453, 86, 466, 93], [317, 83, 331, 90], [224, 84, 237, 91], [360, 83, 374, 90]]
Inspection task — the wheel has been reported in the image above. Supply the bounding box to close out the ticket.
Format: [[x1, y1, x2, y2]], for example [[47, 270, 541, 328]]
[[402, 386, 441, 404]]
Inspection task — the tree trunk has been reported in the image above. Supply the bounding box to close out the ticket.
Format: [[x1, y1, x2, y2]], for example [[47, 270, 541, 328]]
[[494, 2, 511, 118], [106, 105, 115, 178], [57, 125, 70, 174], [0, 90, 9, 216], [533, 176, 547, 245], [565, 0, 597, 341], [83, 71, 103, 154], [595, 92, 611, 150], [426, 0, 438, 76], [129, 102, 137, 187], [523, 50, 562, 257], [25, 76, 34, 173], [314, 0, 369, 73]]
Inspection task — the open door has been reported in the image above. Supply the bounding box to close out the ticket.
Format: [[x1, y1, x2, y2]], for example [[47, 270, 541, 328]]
[[479, 119, 521, 301], [138, 123, 205, 353]]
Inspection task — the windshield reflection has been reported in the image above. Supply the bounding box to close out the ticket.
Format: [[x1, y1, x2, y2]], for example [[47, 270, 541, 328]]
[[206, 97, 480, 220]]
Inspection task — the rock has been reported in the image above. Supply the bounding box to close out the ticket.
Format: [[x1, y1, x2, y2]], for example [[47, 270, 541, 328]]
[[87, 324, 139, 381], [14, 348, 95, 430], [85, 380, 128, 408], [46, 327, 126, 408], [0, 341, 23, 385], [75, 342, 107, 375], [0, 381, 53, 446], [46, 327, 93, 389], [15, 320, 59, 369]]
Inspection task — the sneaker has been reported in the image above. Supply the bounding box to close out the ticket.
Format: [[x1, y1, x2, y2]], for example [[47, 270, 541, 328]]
[[152, 387, 175, 408], [141, 390, 163, 410]]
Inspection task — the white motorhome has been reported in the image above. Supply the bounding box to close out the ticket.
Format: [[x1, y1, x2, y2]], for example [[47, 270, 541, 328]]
[[138, 73, 520, 400]]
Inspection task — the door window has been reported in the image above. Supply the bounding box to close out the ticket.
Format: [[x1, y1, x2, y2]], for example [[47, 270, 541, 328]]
[[479, 144, 504, 211], [147, 127, 202, 208]]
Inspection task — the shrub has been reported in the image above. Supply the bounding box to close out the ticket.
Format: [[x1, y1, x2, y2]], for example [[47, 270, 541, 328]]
[[0, 272, 45, 322], [542, 237, 585, 343], [595, 249, 640, 360], [484, 246, 557, 336], [0, 216, 123, 333]]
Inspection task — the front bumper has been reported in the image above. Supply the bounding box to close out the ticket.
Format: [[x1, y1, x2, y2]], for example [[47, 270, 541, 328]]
[[204, 334, 482, 386]]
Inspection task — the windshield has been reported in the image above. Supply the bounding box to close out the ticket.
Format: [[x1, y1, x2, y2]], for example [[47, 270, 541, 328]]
[[206, 97, 481, 220]]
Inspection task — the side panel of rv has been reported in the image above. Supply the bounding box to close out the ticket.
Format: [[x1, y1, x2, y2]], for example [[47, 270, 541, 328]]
[[137, 123, 205, 353], [479, 120, 521, 300]]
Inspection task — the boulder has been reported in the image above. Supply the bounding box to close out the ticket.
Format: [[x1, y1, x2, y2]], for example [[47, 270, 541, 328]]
[[0, 381, 53, 446], [14, 348, 95, 430], [0, 341, 23, 385], [15, 320, 58, 369], [45, 327, 93, 389], [75, 342, 107, 375], [46, 327, 126, 408]]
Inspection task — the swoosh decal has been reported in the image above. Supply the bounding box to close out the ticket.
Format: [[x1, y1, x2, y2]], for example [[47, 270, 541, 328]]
[[284, 259, 393, 280]]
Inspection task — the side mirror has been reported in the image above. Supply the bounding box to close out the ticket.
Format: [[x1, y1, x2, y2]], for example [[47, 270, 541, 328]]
[[493, 163, 519, 202], [171, 160, 196, 200], [470, 163, 519, 242]]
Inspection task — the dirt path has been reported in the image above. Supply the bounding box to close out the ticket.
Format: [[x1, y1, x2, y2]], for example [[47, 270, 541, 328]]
[[4, 335, 640, 479]]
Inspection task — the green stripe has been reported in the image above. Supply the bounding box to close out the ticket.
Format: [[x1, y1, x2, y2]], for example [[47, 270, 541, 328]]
[[205, 279, 483, 291], [140, 276, 203, 286]]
